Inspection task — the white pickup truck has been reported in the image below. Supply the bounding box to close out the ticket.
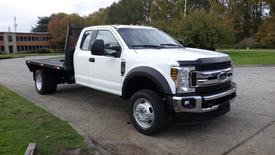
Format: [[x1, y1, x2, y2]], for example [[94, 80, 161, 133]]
[[26, 24, 237, 135]]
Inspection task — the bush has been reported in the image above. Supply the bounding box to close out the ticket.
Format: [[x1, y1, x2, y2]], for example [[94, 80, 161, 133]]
[[54, 49, 65, 53], [36, 49, 52, 54], [235, 37, 267, 49]]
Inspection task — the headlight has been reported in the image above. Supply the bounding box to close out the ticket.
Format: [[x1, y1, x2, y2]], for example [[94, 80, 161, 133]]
[[171, 66, 195, 93]]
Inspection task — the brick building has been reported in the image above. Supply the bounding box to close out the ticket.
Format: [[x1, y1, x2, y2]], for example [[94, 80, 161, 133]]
[[0, 32, 51, 54]]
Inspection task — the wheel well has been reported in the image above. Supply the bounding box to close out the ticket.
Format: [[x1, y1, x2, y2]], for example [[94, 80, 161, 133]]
[[122, 76, 161, 99]]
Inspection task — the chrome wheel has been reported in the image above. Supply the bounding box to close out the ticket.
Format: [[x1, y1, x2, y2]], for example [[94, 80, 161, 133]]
[[35, 72, 42, 91], [133, 98, 155, 129]]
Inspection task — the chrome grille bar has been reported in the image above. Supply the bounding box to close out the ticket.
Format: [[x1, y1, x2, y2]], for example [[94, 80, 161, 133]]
[[191, 67, 233, 87]]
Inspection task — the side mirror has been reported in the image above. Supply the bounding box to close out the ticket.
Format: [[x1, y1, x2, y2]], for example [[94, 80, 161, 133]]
[[91, 39, 104, 56], [110, 46, 121, 53], [105, 46, 122, 57]]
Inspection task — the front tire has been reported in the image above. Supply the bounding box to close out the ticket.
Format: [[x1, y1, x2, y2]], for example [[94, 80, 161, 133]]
[[129, 89, 168, 135], [34, 69, 57, 95]]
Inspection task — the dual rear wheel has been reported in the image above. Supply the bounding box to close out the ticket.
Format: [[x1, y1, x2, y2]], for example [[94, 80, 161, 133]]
[[34, 69, 57, 95]]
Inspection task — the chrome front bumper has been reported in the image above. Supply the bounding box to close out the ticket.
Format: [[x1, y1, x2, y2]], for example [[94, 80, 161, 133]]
[[172, 87, 237, 113]]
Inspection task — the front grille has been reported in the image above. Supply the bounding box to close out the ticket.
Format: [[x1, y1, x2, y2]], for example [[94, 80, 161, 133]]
[[196, 82, 232, 95], [196, 61, 231, 71]]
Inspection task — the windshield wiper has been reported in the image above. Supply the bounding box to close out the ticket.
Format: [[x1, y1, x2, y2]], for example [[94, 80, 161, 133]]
[[132, 45, 162, 49], [160, 43, 180, 47]]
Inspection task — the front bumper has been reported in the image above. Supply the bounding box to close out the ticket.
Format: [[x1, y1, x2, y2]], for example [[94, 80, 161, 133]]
[[172, 86, 237, 113]]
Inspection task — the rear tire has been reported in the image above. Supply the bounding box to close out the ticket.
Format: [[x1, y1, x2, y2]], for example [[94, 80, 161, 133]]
[[129, 89, 168, 135], [34, 69, 57, 95]]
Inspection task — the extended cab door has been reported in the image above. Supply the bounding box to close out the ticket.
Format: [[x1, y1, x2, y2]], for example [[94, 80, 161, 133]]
[[74, 30, 95, 86], [88, 29, 123, 95]]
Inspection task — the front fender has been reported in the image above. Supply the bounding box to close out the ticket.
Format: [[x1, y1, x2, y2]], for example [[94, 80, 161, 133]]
[[122, 66, 172, 97]]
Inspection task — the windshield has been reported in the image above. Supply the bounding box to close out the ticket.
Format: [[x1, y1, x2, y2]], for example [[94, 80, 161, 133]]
[[117, 28, 182, 49]]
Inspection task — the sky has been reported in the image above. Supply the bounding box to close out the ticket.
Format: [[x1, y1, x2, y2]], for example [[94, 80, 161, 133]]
[[0, 0, 118, 32]]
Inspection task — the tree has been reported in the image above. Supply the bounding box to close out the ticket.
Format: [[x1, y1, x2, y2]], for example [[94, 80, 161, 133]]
[[222, 0, 267, 42], [48, 13, 85, 49], [85, 8, 108, 26], [35, 0, 275, 50], [174, 9, 234, 50], [187, 0, 211, 12], [256, 15, 275, 47], [47, 13, 68, 49], [105, 0, 144, 24], [150, 0, 179, 34], [266, 0, 275, 15], [31, 17, 51, 32], [210, 0, 227, 19], [151, 0, 178, 22]]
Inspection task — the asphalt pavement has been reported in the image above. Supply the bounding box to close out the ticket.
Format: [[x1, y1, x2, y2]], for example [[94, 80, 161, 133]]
[[0, 56, 275, 155]]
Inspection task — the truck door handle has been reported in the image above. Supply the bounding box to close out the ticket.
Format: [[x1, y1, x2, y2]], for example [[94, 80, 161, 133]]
[[89, 58, 95, 62]]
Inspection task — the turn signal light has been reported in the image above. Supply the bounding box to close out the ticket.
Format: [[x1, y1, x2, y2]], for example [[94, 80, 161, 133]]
[[171, 68, 178, 80]]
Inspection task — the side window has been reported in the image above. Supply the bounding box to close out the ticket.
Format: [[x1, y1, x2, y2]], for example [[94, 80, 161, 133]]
[[95, 30, 120, 53], [80, 31, 93, 50], [8, 35, 13, 42]]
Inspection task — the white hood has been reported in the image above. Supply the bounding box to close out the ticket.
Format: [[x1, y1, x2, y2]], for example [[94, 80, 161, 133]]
[[134, 47, 229, 61]]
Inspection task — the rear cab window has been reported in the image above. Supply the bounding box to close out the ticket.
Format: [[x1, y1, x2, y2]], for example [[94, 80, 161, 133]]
[[80, 31, 94, 50]]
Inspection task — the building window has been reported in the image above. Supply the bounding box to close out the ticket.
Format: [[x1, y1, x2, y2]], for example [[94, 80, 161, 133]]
[[8, 35, 13, 42], [17, 46, 20, 52], [28, 37, 31, 41], [0, 36, 3, 41], [0, 46, 4, 52], [24, 37, 27, 41], [20, 36, 23, 41], [16, 37, 19, 41]]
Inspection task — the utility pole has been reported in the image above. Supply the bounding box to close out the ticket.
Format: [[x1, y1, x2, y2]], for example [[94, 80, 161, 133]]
[[14, 16, 17, 32], [184, 0, 187, 17], [144, 0, 152, 23]]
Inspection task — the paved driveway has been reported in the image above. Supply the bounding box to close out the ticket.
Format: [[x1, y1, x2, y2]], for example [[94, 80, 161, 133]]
[[0, 57, 275, 155]]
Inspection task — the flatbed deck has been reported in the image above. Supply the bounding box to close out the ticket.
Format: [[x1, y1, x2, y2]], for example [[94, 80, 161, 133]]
[[26, 58, 65, 71]]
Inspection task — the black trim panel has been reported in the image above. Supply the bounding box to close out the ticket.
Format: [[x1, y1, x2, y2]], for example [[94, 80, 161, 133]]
[[177, 56, 231, 66], [26, 59, 65, 71]]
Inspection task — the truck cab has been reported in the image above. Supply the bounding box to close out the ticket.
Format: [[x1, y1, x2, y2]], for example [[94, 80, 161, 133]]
[[26, 25, 237, 135]]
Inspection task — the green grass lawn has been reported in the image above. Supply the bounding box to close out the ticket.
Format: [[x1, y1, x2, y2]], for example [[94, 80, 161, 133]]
[[0, 85, 92, 155], [220, 49, 275, 65], [0, 52, 63, 60]]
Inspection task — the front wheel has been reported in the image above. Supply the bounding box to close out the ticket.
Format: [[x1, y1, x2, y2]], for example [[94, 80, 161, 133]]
[[129, 89, 168, 135], [34, 69, 57, 95]]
